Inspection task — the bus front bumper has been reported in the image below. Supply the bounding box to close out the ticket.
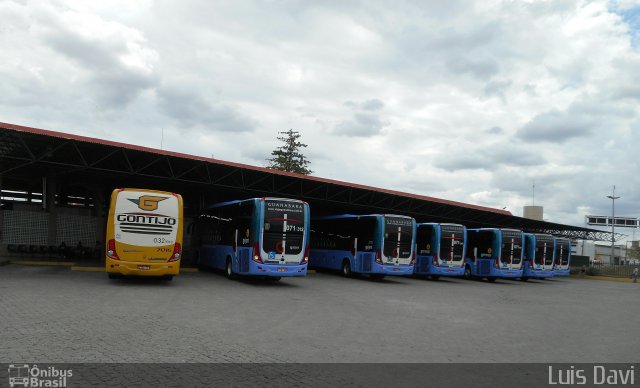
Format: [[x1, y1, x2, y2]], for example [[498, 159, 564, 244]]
[[553, 269, 570, 277], [106, 257, 180, 276], [429, 265, 465, 277], [375, 264, 414, 276], [528, 269, 554, 279], [496, 268, 522, 278], [252, 263, 308, 277]]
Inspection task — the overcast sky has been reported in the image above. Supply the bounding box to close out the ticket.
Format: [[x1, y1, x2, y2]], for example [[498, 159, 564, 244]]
[[2, 0, 640, 239]]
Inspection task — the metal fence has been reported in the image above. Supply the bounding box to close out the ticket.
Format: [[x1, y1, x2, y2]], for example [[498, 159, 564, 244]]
[[589, 263, 639, 278]]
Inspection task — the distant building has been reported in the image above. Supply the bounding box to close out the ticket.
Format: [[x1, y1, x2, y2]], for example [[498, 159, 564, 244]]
[[574, 240, 632, 264], [523, 205, 543, 221]]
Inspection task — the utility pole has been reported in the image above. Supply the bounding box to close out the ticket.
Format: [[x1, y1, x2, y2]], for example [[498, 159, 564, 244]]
[[607, 186, 620, 264]]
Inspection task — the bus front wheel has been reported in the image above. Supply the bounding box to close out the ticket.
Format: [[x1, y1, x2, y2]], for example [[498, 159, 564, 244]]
[[226, 259, 236, 280], [342, 259, 352, 277], [463, 266, 472, 280]]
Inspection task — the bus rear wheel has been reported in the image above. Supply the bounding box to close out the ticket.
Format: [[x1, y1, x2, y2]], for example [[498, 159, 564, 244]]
[[342, 259, 352, 277]]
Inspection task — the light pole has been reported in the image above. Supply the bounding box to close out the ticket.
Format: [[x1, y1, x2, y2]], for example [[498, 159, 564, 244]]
[[607, 186, 620, 265]]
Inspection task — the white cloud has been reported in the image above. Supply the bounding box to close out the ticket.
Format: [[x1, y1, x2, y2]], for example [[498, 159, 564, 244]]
[[1, 0, 639, 233]]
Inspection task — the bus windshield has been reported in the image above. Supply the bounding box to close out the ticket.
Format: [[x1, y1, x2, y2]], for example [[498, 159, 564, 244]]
[[557, 240, 570, 265], [500, 231, 522, 265], [383, 217, 413, 259], [440, 225, 464, 262], [262, 199, 306, 255], [536, 236, 554, 266]]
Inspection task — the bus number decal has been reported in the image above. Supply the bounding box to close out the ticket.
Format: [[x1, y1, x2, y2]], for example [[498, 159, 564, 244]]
[[286, 224, 304, 232]]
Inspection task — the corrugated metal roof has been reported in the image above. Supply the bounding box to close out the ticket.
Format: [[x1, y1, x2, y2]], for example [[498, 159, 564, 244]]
[[0, 121, 512, 216]]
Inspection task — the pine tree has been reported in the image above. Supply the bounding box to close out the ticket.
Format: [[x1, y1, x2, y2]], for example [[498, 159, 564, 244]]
[[266, 129, 312, 175]]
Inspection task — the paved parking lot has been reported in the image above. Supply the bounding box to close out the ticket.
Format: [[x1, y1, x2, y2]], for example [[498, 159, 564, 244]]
[[0, 264, 638, 363]]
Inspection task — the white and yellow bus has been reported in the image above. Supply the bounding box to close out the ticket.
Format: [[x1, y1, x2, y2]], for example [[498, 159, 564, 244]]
[[105, 188, 183, 280]]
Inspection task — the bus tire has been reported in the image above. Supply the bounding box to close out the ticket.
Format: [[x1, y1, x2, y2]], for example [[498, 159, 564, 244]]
[[463, 266, 472, 280], [486, 277, 497, 283], [430, 275, 440, 281], [226, 258, 236, 280], [342, 259, 352, 277]]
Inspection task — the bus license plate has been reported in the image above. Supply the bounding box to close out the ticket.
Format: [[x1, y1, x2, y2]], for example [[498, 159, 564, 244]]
[[138, 265, 150, 270], [393, 268, 400, 271], [277, 268, 288, 272]]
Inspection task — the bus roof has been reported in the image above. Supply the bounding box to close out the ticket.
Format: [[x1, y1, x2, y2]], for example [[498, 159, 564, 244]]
[[314, 214, 414, 221], [467, 227, 522, 233], [417, 222, 465, 228], [205, 197, 306, 209]]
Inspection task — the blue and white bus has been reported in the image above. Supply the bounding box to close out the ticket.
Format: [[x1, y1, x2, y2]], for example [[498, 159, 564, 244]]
[[414, 223, 465, 279], [310, 214, 416, 278], [464, 228, 524, 282], [196, 197, 310, 280], [553, 238, 571, 277], [522, 233, 554, 280]]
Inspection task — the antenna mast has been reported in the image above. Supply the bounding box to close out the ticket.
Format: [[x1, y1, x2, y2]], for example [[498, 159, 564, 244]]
[[532, 181, 535, 206]]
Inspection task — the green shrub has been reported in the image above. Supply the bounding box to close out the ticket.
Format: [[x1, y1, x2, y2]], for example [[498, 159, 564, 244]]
[[586, 267, 600, 276]]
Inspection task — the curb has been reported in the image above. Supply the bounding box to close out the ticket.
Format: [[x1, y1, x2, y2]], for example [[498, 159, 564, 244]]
[[71, 266, 105, 272], [575, 275, 635, 283], [11, 260, 75, 267]]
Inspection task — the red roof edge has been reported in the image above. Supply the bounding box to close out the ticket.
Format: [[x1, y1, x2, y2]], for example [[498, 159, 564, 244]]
[[0, 121, 513, 216]]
